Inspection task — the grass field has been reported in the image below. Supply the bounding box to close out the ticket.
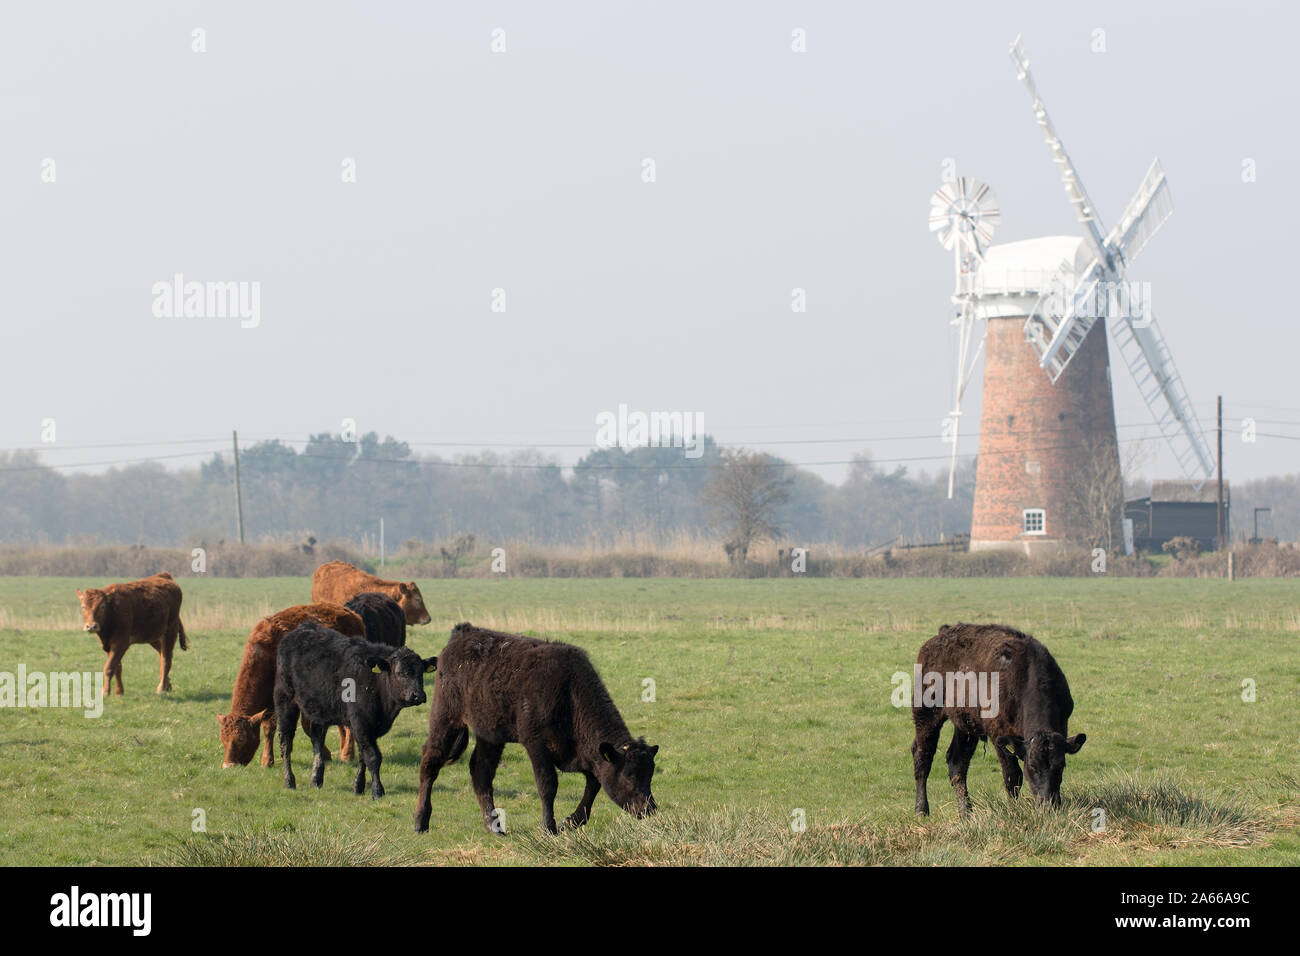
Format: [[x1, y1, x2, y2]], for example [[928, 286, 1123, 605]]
[[0, 576, 1296, 866]]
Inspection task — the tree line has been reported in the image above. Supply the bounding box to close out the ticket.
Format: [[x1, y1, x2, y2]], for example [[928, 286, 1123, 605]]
[[0, 433, 980, 551], [3, 432, 1291, 551]]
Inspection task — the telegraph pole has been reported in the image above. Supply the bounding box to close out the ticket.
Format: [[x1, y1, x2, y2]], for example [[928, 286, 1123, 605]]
[[232, 430, 246, 545], [1216, 396, 1224, 552]]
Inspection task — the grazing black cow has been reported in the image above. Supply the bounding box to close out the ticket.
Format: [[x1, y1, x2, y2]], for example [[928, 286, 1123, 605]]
[[414, 622, 659, 835], [274, 622, 436, 799], [345, 592, 407, 648], [911, 622, 1086, 816]]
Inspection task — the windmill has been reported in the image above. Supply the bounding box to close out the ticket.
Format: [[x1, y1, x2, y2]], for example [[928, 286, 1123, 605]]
[[931, 36, 1214, 552]]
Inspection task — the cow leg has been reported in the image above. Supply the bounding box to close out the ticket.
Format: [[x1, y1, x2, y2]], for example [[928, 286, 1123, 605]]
[[300, 718, 332, 761], [414, 718, 468, 833], [525, 744, 560, 833], [103, 647, 126, 697], [338, 725, 354, 762], [996, 746, 1023, 800], [156, 636, 175, 694], [911, 713, 943, 815], [350, 728, 384, 799], [946, 728, 979, 816], [563, 772, 601, 830], [308, 721, 329, 789], [276, 694, 300, 790], [469, 738, 506, 834], [260, 715, 276, 768]]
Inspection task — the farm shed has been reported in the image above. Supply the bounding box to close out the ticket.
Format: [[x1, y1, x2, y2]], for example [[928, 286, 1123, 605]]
[[1125, 479, 1229, 552]]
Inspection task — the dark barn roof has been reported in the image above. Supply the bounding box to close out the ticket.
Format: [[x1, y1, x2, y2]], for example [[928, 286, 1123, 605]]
[[1147, 479, 1229, 504]]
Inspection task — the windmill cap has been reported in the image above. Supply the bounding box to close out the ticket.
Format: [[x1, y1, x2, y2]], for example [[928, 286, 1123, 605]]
[[971, 235, 1091, 298]]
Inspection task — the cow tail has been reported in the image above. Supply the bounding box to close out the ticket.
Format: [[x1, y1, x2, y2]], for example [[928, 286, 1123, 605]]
[[446, 727, 470, 765], [178, 619, 189, 651]]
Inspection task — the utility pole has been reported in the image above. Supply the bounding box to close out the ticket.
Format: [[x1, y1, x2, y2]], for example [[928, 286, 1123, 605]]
[[232, 430, 246, 545], [1216, 396, 1224, 552]]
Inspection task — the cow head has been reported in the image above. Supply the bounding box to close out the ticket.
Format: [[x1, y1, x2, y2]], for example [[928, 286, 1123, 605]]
[[596, 738, 659, 817], [396, 582, 432, 625], [218, 709, 271, 767], [368, 647, 436, 708], [996, 731, 1086, 806], [75, 588, 110, 635]]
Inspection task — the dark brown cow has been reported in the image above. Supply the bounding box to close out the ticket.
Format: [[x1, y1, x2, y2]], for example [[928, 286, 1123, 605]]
[[414, 623, 659, 835], [275, 622, 436, 799], [75, 572, 188, 696], [310, 561, 432, 626], [218, 603, 365, 768], [911, 622, 1086, 815]]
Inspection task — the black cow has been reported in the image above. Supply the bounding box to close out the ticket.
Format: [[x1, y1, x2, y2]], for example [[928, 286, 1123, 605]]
[[345, 592, 407, 648], [274, 622, 435, 799], [911, 622, 1086, 815], [414, 622, 659, 834]]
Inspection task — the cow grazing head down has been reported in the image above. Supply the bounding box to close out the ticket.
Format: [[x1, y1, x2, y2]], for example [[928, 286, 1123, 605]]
[[396, 582, 432, 626], [370, 647, 437, 707], [596, 738, 659, 817], [996, 731, 1086, 807], [218, 709, 270, 767], [75, 588, 109, 633]]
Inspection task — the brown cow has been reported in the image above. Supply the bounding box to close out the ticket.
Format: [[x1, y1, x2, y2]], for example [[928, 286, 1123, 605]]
[[76, 572, 188, 696], [218, 603, 365, 768], [310, 561, 432, 626]]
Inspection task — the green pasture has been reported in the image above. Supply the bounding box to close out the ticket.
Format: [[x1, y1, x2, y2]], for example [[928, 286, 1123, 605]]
[[0, 576, 1295, 865]]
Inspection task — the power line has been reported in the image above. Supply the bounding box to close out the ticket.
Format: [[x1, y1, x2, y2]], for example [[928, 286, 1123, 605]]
[[3, 427, 1296, 475], [0, 415, 1234, 458]]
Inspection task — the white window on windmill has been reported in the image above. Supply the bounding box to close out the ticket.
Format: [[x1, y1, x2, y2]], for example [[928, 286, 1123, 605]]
[[1023, 509, 1046, 535]]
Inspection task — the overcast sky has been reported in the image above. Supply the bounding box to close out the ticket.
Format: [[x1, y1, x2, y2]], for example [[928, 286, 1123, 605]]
[[2, 0, 1295, 486]]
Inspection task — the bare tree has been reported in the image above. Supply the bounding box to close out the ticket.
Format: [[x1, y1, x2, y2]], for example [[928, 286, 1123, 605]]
[[1070, 433, 1124, 552], [699, 449, 792, 564]]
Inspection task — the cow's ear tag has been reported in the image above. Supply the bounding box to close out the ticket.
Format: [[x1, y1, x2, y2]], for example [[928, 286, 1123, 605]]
[[1004, 744, 1015, 754], [371, 664, 381, 674]]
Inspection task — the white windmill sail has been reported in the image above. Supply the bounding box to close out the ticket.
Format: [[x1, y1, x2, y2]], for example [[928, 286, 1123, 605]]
[[1111, 315, 1216, 482], [1025, 256, 1106, 382], [1105, 158, 1174, 268], [1009, 36, 1111, 269], [1008, 36, 1215, 486]]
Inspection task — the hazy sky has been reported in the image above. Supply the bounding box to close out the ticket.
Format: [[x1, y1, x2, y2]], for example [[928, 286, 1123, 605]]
[[2, 1, 1296, 486]]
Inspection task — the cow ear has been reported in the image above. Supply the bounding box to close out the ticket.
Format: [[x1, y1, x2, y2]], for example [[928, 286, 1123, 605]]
[[247, 708, 271, 724], [365, 654, 391, 673], [599, 742, 620, 763], [649, 745, 659, 757], [76, 589, 84, 597], [407, 581, 417, 590], [423, 657, 437, 673], [1064, 733, 1086, 754], [996, 735, 1027, 760]]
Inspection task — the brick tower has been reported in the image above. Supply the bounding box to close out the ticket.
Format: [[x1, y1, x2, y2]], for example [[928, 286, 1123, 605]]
[[966, 237, 1122, 553]]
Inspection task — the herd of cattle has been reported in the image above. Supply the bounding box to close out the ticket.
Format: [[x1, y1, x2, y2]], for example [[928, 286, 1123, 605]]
[[72, 563, 1087, 832]]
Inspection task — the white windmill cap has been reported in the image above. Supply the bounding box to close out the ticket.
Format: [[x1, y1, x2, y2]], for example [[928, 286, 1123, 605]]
[[968, 236, 1090, 318]]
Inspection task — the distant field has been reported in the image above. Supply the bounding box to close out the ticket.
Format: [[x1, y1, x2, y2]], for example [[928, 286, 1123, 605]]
[[0, 576, 1296, 866]]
